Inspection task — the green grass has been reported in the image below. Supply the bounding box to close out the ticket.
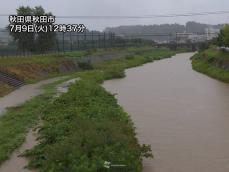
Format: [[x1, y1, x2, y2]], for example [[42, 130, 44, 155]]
[[94, 48, 176, 79], [0, 47, 173, 67], [192, 47, 229, 83], [0, 48, 124, 92], [192, 58, 229, 83], [0, 48, 121, 67], [0, 47, 176, 171], [0, 77, 69, 164], [22, 47, 174, 172], [24, 80, 152, 172], [0, 46, 175, 97], [0, 53, 62, 67], [0, 98, 41, 163], [0, 47, 127, 67], [201, 47, 229, 60], [0, 83, 13, 97], [0, 51, 85, 67]]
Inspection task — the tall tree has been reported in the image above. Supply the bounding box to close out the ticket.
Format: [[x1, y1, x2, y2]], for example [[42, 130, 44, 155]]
[[222, 25, 229, 47], [9, 6, 34, 53], [33, 6, 56, 53], [8, 6, 56, 53], [217, 25, 229, 47], [217, 29, 224, 47]]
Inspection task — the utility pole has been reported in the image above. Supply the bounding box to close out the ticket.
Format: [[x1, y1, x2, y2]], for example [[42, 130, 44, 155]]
[[175, 32, 178, 50], [56, 38, 60, 53], [62, 32, 65, 52], [91, 31, 94, 48], [77, 34, 80, 50], [103, 32, 106, 48], [98, 33, 101, 48], [84, 32, 87, 50], [113, 33, 116, 47], [169, 33, 172, 43], [70, 32, 73, 51]]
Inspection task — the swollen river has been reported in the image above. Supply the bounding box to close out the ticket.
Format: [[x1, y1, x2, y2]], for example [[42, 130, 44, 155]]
[[103, 53, 229, 172]]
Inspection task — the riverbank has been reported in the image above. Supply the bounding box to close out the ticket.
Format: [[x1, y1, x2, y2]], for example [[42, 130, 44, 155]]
[[0, 77, 68, 164], [192, 47, 229, 83], [0, 83, 13, 97], [103, 53, 229, 172], [0, 48, 121, 97], [0, 46, 162, 97], [0, 47, 176, 172]]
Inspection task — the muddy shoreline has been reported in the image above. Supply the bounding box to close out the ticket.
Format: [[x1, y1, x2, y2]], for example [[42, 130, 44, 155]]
[[0, 77, 80, 172]]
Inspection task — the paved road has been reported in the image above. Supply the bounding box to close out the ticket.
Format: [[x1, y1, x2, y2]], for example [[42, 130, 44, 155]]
[[0, 77, 65, 115]]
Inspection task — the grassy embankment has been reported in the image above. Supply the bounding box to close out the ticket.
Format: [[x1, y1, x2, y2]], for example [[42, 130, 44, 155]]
[[0, 46, 176, 97], [0, 83, 13, 97], [0, 47, 176, 171], [192, 46, 229, 83], [0, 48, 121, 97]]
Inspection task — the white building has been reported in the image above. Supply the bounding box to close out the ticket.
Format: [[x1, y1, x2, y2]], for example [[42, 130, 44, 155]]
[[188, 34, 206, 43], [205, 28, 220, 40], [176, 33, 206, 43]]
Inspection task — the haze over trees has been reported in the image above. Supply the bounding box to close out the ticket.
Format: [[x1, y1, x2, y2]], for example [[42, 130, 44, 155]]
[[8, 6, 56, 53], [104, 22, 224, 41]]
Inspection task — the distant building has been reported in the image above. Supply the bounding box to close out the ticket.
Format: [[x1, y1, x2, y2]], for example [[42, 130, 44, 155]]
[[205, 28, 220, 40], [176, 33, 189, 43], [175, 31, 219, 43], [0, 29, 12, 46], [176, 33, 206, 43], [0, 40, 9, 46], [188, 33, 206, 43], [154, 40, 170, 44]]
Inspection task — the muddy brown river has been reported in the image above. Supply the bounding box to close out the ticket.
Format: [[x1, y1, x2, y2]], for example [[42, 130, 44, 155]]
[[103, 53, 229, 172]]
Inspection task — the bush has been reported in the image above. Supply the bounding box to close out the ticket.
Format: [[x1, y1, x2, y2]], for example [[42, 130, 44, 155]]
[[125, 54, 134, 60], [25, 80, 152, 172], [78, 61, 93, 70]]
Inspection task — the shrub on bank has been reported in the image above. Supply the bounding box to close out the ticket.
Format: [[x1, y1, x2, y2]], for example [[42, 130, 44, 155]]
[[24, 48, 176, 172], [0, 47, 176, 171], [192, 47, 229, 83], [25, 80, 152, 172], [192, 58, 229, 83]]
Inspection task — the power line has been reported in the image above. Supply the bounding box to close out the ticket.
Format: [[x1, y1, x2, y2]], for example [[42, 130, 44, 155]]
[[56, 11, 229, 19], [0, 11, 229, 19], [145, 11, 229, 18]]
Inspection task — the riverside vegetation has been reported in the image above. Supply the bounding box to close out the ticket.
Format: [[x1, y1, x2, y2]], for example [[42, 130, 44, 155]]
[[192, 46, 229, 83], [0, 48, 121, 97], [192, 25, 229, 83], [0, 47, 176, 172]]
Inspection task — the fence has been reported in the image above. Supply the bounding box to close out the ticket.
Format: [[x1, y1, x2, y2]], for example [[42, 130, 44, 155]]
[[0, 29, 150, 57], [0, 28, 219, 57]]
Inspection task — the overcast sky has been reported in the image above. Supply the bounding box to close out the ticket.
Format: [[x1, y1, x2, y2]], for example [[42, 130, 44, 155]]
[[0, 0, 229, 31]]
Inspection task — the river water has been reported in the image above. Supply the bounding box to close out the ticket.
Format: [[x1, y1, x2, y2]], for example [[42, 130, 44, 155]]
[[103, 53, 229, 172], [0, 76, 66, 172]]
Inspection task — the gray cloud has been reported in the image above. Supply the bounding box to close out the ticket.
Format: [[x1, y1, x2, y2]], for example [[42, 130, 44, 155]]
[[0, 0, 229, 30]]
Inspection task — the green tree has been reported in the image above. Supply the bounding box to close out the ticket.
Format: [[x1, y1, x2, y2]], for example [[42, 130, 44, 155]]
[[9, 6, 34, 53], [217, 29, 224, 47], [33, 6, 56, 53], [222, 25, 229, 47], [217, 25, 229, 47], [8, 6, 56, 53]]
